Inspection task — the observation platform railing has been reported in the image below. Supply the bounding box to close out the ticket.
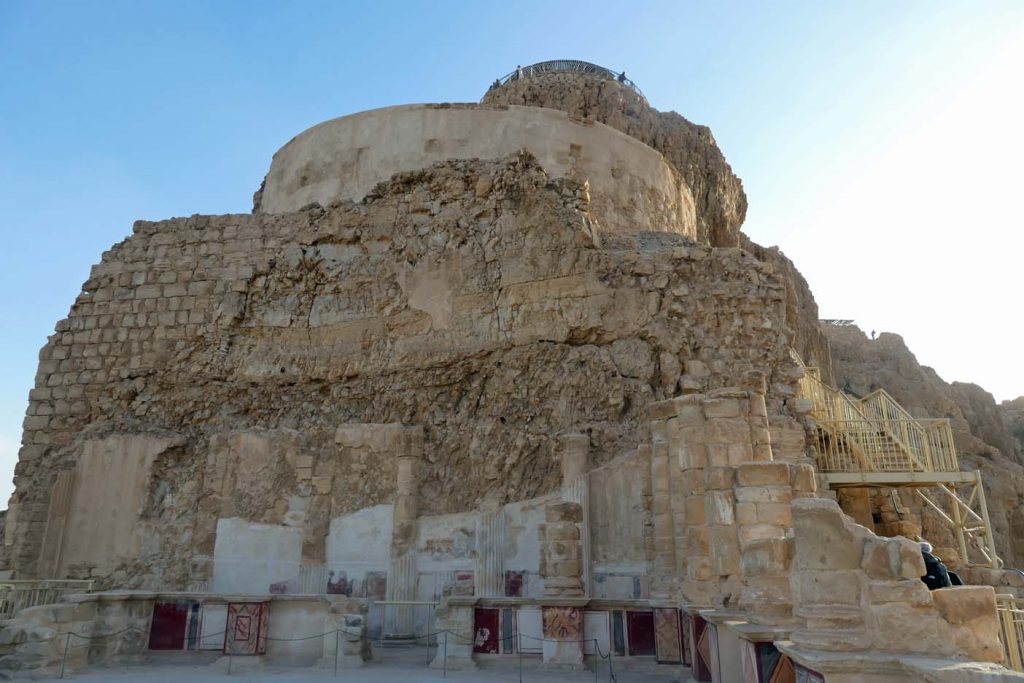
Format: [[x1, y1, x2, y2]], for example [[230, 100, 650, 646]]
[[494, 59, 645, 99]]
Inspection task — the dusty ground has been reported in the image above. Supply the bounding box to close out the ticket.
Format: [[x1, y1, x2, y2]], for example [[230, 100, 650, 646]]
[[41, 648, 689, 682]]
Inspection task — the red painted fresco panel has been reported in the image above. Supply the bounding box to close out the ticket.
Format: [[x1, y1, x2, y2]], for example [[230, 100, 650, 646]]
[[473, 608, 500, 653], [626, 610, 656, 656], [148, 602, 189, 650]]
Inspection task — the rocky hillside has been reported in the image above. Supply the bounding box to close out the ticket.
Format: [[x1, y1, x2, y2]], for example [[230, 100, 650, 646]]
[[1002, 396, 1024, 456]]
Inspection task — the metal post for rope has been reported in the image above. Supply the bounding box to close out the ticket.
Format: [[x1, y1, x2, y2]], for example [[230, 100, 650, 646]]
[[227, 651, 232, 676], [519, 639, 523, 683], [59, 632, 70, 679], [442, 630, 447, 678], [333, 628, 339, 676]]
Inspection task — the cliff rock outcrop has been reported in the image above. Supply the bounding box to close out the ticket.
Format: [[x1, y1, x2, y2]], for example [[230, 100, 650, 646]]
[[483, 72, 747, 249]]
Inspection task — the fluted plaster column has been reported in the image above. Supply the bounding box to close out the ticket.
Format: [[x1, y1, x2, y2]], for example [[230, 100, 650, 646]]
[[385, 427, 422, 638], [558, 433, 591, 596]]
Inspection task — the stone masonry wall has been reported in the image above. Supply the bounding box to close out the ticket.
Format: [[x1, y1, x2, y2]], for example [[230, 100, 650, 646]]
[[8, 151, 804, 584], [791, 498, 1003, 664]]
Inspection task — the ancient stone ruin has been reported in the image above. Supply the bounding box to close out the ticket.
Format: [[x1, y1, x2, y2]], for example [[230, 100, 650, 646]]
[[2, 59, 1023, 680]]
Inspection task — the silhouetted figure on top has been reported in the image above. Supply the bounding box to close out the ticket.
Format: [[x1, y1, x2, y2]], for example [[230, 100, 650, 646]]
[[618, 71, 627, 83]]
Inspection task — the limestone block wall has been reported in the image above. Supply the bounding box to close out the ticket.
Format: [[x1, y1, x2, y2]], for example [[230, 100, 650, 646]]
[[790, 498, 1004, 664], [539, 501, 584, 598], [0, 595, 152, 678], [8, 152, 803, 584], [257, 104, 696, 238], [649, 386, 816, 615]]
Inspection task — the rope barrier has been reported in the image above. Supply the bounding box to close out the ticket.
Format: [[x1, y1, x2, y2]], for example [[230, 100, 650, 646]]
[[55, 623, 620, 680]]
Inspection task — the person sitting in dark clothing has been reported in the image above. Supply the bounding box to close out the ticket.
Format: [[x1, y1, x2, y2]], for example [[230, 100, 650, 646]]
[[920, 541, 953, 590]]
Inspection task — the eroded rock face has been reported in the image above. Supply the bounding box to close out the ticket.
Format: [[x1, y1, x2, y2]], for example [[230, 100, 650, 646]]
[[1002, 396, 1024, 456], [482, 72, 747, 248], [8, 152, 799, 585], [824, 324, 1020, 464], [823, 323, 1024, 567]]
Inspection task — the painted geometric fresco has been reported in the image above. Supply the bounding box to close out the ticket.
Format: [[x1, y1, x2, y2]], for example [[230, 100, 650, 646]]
[[706, 622, 721, 683], [224, 602, 269, 655], [741, 640, 796, 683], [543, 606, 583, 640], [654, 608, 682, 663], [793, 662, 826, 683], [690, 614, 713, 682]]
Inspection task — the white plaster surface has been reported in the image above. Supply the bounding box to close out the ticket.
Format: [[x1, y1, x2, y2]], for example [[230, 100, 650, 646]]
[[265, 600, 329, 665], [259, 104, 695, 237], [415, 512, 476, 573], [199, 604, 228, 650], [516, 607, 544, 654], [212, 518, 303, 593], [583, 611, 611, 657], [326, 504, 394, 586]]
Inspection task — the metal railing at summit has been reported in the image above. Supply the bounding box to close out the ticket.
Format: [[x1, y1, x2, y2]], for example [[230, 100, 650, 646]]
[[493, 59, 645, 100]]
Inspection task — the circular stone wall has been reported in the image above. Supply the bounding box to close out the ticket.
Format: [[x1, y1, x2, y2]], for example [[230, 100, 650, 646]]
[[257, 103, 696, 237]]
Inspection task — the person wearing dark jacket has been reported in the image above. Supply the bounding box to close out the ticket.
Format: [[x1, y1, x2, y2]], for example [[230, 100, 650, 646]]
[[920, 541, 953, 590]]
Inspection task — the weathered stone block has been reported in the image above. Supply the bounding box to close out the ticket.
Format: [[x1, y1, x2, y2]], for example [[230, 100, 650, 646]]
[[727, 442, 754, 465], [799, 569, 861, 606], [932, 585, 996, 626], [545, 502, 582, 523], [543, 524, 580, 541], [867, 579, 931, 606], [703, 397, 743, 419], [736, 502, 757, 525], [705, 491, 735, 525], [703, 466, 735, 491], [704, 417, 751, 445], [792, 498, 866, 570], [755, 502, 793, 527], [789, 463, 816, 493], [736, 462, 790, 487], [740, 536, 793, 576]]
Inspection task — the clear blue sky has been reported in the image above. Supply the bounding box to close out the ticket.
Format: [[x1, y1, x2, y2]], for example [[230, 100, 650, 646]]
[[2, 1, 1022, 504]]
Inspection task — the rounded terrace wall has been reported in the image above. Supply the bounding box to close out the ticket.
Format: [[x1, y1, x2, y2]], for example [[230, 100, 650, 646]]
[[257, 103, 696, 238]]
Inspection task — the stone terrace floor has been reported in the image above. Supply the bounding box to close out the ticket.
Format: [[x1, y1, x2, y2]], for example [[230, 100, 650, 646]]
[[39, 648, 691, 682]]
